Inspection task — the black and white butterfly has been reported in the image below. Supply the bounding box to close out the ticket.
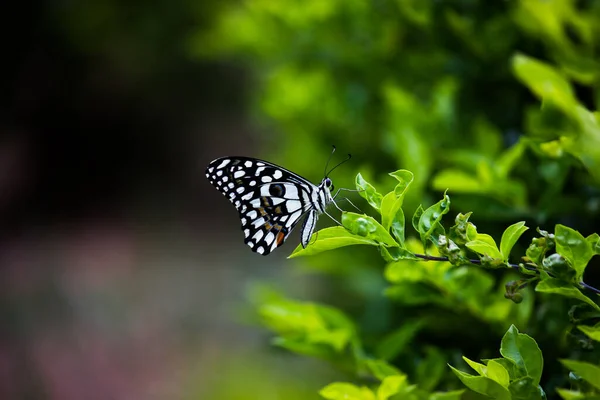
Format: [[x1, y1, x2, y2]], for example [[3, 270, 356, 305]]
[[205, 149, 351, 255]]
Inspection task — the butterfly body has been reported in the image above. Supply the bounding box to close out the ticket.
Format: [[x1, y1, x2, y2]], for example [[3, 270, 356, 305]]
[[205, 157, 335, 255]]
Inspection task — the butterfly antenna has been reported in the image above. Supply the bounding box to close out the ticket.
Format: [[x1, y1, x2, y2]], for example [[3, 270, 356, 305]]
[[326, 153, 352, 176], [323, 145, 337, 178]]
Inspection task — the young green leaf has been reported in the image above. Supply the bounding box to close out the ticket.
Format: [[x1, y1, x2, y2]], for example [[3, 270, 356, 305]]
[[536, 277, 600, 311], [577, 324, 600, 342], [416, 192, 451, 249], [587, 233, 600, 255], [289, 227, 378, 258], [462, 356, 486, 376], [466, 233, 503, 260], [555, 224, 594, 282], [499, 325, 544, 386], [500, 221, 529, 262], [512, 53, 579, 116], [412, 205, 424, 232], [364, 360, 402, 381], [429, 390, 465, 400], [380, 170, 414, 246], [560, 359, 600, 391], [449, 366, 511, 400], [356, 173, 383, 212], [376, 375, 407, 400], [320, 382, 376, 400], [342, 212, 399, 247], [486, 360, 510, 388]]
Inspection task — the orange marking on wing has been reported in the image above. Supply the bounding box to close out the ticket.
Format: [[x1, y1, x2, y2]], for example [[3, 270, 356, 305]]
[[258, 207, 268, 216], [265, 222, 273, 230], [276, 231, 285, 246], [274, 206, 282, 214]]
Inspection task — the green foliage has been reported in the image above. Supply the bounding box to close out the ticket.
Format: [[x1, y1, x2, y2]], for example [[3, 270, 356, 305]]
[[256, 170, 600, 399], [194, 0, 600, 399]]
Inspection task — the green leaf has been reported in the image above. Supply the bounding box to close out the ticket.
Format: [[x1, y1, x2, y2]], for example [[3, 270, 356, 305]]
[[587, 233, 600, 255], [512, 53, 578, 116], [499, 325, 544, 385], [483, 358, 519, 380], [508, 376, 545, 400], [429, 390, 465, 400], [555, 388, 597, 400], [417, 192, 451, 249], [412, 205, 424, 232], [555, 224, 594, 282], [356, 173, 383, 212], [536, 278, 600, 311], [462, 356, 486, 376], [320, 382, 376, 400], [342, 212, 399, 247], [487, 359, 510, 388], [376, 375, 407, 400], [380, 170, 414, 246], [560, 359, 600, 391], [449, 365, 511, 400], [376, 321, 425, 361], [364, 360, 402, 381], [289, 226, 378, 258], [577, 324, 600, 341], [500, 221, 529, 262], [466, 233, 503, 260]]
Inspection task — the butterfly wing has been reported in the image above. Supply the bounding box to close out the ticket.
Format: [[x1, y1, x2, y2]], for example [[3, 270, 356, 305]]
[[206, 157, 317, 255]]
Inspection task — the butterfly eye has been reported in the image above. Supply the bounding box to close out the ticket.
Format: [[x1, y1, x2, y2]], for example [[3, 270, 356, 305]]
[[325, 178, 332, 188]]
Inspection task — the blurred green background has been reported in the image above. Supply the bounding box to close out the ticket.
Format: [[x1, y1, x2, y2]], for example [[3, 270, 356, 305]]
[[2, 0, 600, 399]]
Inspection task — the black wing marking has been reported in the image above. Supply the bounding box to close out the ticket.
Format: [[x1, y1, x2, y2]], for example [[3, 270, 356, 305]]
[[205, 157, 316, 255]]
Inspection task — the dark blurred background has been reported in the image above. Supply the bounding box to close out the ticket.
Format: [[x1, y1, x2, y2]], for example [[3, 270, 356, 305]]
[[2, 1, 328, 399], [3, 0, 600, 399]]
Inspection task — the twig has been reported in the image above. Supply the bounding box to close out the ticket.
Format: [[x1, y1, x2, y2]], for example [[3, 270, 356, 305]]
[[413, 253, 600, 296]]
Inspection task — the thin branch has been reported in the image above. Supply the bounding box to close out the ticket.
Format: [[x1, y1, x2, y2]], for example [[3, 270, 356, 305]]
[[413, 253, 600, 296]]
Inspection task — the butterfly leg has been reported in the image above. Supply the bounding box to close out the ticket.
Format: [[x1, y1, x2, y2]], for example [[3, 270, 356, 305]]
[[337, 197, 363, 213], [322, 209, 342, 226]]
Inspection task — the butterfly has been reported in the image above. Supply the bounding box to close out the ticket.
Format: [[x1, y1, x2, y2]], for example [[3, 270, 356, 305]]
[[205, 148, 351, 255]]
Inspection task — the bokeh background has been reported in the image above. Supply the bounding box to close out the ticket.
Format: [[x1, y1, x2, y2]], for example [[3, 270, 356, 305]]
[[3, 0, 600, 399]]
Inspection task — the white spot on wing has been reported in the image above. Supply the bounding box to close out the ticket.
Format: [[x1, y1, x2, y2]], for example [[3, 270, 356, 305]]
[[236, 187, 245, 194], [252, 230, 264, 241], [273, 170, 283, 179], [261, 176, 273, 183], [260, 186, 270, 196], [271, 198, 285, 205], [217, 159, 230, 169], [222, 176, 229, 182], [245, 161, 253, 167], [264, 232, 275, 245], [283, 184, 298, 199], [249, 180, 256, 186], [255, 167, 266, 175], [256, 162, 265, 166], [216, 170, 223, 176], [244, 229, 250, 237], [241, 193, 253, 200], [250, 199, 261, 207], [234, 170, 245, 178], [247, 210, 257, 219], [253, 217, 265, 227], [286, 200, 302, 212], [256, 246, 265, 254], [208, 167, 214, 173], [228, 183, 234, 189]]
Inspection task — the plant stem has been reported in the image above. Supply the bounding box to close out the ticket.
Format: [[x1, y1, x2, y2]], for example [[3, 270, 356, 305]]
[[413, 253, 600, 296]]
